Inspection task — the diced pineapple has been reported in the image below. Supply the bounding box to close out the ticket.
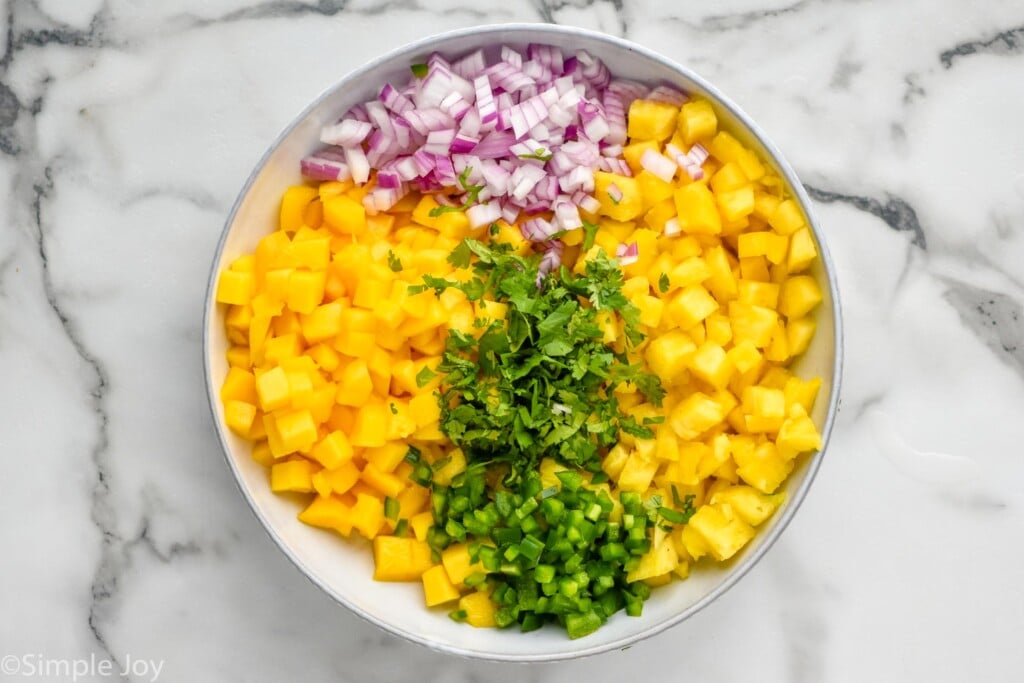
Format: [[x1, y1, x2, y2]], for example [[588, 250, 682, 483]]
[[779, 275, 823, 318], [594, 172, 644, 221], [688, 342, 733, 390], [669, 392, 726, 440], [686, 503, 756, 561], [422, 565, 461, 606], [710, 485, 783, 526], [626, 539, 679, 582], [677, 100, 717, 145], [787, 227, 818, 272], [645, 331, 697, 382], [666, 285, 719, 329], [674, 184, 722, 235], [729, 302, 778, 348], [372, 536, 434, 581], [733, 441, 791, 494], [270, 458, 318, 493], [617, 449, 660, 492], [459, 591, 497, 628], [627, 99, 679, 141], [776, 406, 823, 460], [442, 543, 485, 586]]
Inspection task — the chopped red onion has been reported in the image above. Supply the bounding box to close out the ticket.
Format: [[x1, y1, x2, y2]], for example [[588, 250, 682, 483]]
[[466, 201, 502, 229], [423, 129, 456, 155], [300, 151, 351, 181], [520, 217, 557, 242], [646, 85, 688, 107], [343, 145, 370, 184], [615, 241, 639, 266], [640, 148, 677, 183], [320, 119, 372, 147], [607, 182, 624, 204]]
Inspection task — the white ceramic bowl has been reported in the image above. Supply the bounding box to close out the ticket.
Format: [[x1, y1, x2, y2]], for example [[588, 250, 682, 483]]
[[203, 23, 842, 661]]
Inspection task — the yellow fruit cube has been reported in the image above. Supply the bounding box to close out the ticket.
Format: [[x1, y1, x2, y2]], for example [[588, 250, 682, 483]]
[[710, 486, 783, 526], [286, 270, 327, 315], [779, 276, 823, 319], [769, 199, 806, 235], [636, 295, 665, 327], [333, 329, 376, 359], [677, 99, 717, 144], [309, 430, 354, 469], [361, 462, 404, 498], [351, 492, 385, 539], [442, 543, 485, 586], [254, 366, 290, 412], [317, 460, 361, 496], [729, 302, 779, 348], [645, 331, 696, 382], [626, 539, 679, 583], [617, 449, 659, 492], [323, 194, 366, 235], [298, 495, 353, 536], [226, 345, 251, 369], [223, 400, 257, 435], [300, 302, 343, 343], [666, 257, 712, 291], [365, 442, 409, 474], [215, 269, 254, 305], [221, 367, 258, 404], [784, 376, 821, 414], [738, 231, 788, 265], [432, 448, 467, 487], [674, 184, 722, 235], [710, 162, 749, 193], [776, 409, 823, 459], [410, 510, 435, 542], [715, 187, 753, 224], [787, 227, 818, 272], [275, 409, 319, 453], [336, 359, 373, 407], [422, 564, 461, 606], [594, 172, 644, 221], [279, 185, 319, 233], [409, 393, 441, 428], [627, 99, 679, 141], [669, 392, 726, 440], [270, 459, 317, 493], [737, 280, 780, 309], [666, 285, 719, 329], [350, 401, 388, 448], [288, 236, 330, 270], [623, 140, 661, 173], [688, 342, 733, 390], [686, 503, 756, 561], [459, 591, 497, 628], [602, 443, 631, 480], [734, 441, 791, 494]]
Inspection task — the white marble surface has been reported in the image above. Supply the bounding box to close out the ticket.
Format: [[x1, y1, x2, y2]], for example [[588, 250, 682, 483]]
[[1, 0, 1023, 680]]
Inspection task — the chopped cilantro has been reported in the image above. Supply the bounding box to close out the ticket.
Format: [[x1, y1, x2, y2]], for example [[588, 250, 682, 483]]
[[658, 272, 670, 293], [421, 238, 664, 483], [581, 220, 599, 251], [387, 250, 403, 272], [429, 166, 486, 217], [517, 147, 553, 162], [416, 365, 438, 388], [410, 63, 428, 78]]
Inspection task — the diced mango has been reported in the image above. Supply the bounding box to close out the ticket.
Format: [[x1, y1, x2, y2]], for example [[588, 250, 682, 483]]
[[628, 99, 679, 141], [674, 184, 722, 235], [594, 172, 644, 221], [215, 269, 254, 305], [779, 276, 823, 319], [422, 564, 462, 606], [677, 99, 717, 145], [372, 536, 434, 581], [270, 459, 317, 493]]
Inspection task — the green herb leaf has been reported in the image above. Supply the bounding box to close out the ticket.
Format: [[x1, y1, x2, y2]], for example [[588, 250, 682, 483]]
[[411, 63, 429, 78], [416, 365, 438, 388], [387, 250, 403, 272], [658, 273, 670, 293], [517, 147, 553, 162]]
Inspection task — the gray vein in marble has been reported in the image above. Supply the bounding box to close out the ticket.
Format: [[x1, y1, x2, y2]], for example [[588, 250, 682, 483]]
[[120, 186, 225, 213], [30, 169, 123, 675], [2, 0, 129, 671], [694, 0, 808, 32], [533, 0, 629, 35], [942, 280, 1024, 378], [940, 24, 1024, 69], [804, 184, 927, 249]]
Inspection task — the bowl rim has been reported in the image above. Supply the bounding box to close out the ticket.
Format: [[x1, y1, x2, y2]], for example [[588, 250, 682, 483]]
[[202, 22, 844, 662]]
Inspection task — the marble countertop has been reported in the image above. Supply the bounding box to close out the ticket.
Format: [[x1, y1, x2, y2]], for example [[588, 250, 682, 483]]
[[2, 0, 1022, 680]]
